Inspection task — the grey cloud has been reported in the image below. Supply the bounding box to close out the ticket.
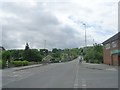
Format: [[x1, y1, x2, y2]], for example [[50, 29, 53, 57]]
[[2, 2, 85, 50]]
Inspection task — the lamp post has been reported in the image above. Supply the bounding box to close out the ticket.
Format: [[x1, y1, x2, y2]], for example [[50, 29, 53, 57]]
[[44, 40, 46, 49], [83, 23, 87, 53], [93, 39, 94, 46]]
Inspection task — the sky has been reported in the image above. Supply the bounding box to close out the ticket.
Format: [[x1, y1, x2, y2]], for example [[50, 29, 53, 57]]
[[1, 0, 119, 50]]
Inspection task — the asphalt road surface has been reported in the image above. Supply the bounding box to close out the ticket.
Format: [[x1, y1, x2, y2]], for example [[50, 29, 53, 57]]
[[2, 58, 118, 88]]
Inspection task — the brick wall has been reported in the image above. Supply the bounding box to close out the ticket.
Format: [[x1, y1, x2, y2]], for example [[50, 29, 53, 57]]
[[118, 55, 120, 66], [103, 39, 120, 65], [103, 48, 111, 65]]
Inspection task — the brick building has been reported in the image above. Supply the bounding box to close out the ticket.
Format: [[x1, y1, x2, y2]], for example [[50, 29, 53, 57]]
[[102, 32, 120, 65]]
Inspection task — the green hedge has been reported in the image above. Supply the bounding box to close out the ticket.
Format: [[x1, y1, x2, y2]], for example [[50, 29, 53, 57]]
[[22, 60, 29, 66], [12, 60, 29, 67]]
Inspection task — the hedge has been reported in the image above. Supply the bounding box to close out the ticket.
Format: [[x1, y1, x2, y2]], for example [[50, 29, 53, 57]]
[[12, 60, 29, 67], [22, 60, 29, 66]]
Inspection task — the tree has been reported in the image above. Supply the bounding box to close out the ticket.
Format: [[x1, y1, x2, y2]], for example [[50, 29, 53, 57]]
[[52, 48, 58, 53], [25, 43, 30, 50], [2, 51, 11, 68], [52, 48, 61, 58], [40, 49, 48, 56], [2, 51, 10, 61], [9, 50, 24, 60], [84, 44, 103, 63], [68, 48, 79, 59], [23, 49, 42, 62]]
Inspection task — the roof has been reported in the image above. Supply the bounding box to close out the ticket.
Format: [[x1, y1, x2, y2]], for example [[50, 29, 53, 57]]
[[102, 32, 120, 44]]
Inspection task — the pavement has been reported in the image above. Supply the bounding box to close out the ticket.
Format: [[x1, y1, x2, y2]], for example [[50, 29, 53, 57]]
[[3, 63, 45, 72], [82, 62, 118, 71], [2, 58, 118, 88]]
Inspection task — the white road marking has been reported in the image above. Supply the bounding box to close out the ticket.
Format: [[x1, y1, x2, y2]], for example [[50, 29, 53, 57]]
[[83, 63, 100, 65], [13, 74, 20, 77], [13, 72, 17, 74], [74, 62, 79, 89], [20, 70, 25, 72], [8, 74, 21, 77], [82, 84, 86, 87], [82, 78, 87, 89], [106, 68, 117, 71]]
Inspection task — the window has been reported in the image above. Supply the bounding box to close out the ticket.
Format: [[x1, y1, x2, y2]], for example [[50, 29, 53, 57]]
[[112, 41, 117, 48], [105, 43, 110, 49]]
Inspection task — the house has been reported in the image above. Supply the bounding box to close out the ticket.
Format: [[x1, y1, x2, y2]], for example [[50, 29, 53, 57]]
[[102, 32, 120, 65]]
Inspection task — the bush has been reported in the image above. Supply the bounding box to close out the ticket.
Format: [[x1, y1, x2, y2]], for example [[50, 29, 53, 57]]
[[42, 55, 53, 63], [54, 58, 60, 63], [12, 60, 29, 67], [22, 60, 29, 66], [12, 61, 22, 67], [94, 60, 101, 64]]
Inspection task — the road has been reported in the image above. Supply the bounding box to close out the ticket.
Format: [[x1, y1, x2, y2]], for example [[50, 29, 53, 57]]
[[2, 58, 118, 88]]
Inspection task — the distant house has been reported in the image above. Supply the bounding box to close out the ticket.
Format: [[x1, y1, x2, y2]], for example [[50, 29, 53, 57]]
[[102, 32, 120, 65], [0, 46, 5, 51]]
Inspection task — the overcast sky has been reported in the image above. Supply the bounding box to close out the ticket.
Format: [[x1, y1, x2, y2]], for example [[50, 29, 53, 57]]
[[1, 0, 119, 50]]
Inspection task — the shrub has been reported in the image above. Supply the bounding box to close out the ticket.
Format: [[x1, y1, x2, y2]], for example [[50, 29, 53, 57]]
[[94, 60, 101, 64], [42, 55, 53, 63], [12, 61, 22, 67], [22, 60, 29, 66], [54, 58, 60, 63], [12, 60, 29, 67]]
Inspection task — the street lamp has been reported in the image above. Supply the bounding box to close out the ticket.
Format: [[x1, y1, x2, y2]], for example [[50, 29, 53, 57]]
[[44, 40, 46, 49], [83, 23, 87, 53], [93, 39, 95, 46]]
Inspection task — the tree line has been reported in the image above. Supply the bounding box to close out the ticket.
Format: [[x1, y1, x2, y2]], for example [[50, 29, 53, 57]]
[[1, 43, 81, 68], [0, 43, 103, 68]]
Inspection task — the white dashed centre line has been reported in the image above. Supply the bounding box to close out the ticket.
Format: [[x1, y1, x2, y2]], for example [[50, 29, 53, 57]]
[[74, 62, 79, 89], [82, 78, 87, 89]]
